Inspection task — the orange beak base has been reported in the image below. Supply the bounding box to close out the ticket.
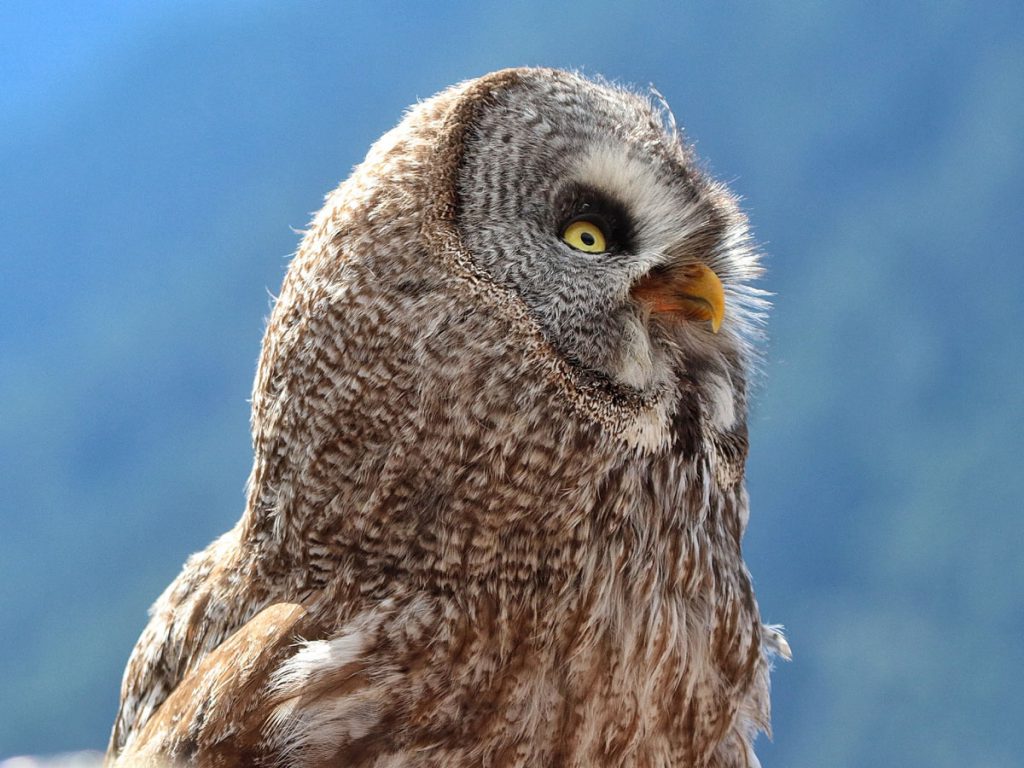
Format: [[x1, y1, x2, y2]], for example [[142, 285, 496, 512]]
[[630, 263, 725, 333]]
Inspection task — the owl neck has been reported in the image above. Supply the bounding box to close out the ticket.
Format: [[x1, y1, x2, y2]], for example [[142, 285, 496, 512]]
[[242, 411, 749, 606]]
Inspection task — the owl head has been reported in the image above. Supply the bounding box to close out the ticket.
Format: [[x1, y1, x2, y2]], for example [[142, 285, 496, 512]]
[[417, 68, 766, 448]]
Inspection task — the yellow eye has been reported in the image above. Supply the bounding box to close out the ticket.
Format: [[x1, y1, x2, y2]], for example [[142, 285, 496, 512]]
[[562, 219, 608, 253]]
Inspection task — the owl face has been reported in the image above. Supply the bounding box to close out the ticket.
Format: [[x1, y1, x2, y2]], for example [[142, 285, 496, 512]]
[[456, 72, 762, 402]]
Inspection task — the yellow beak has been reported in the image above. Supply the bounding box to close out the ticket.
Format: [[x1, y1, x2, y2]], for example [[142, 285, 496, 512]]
[[630, 263, 726, 333]]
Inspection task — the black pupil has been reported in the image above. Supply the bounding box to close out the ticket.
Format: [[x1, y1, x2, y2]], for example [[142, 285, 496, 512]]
[[580, 231, 596, 246]]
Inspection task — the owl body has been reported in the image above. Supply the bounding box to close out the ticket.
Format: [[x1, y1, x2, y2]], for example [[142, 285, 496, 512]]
[[109, 69, 784, 767]]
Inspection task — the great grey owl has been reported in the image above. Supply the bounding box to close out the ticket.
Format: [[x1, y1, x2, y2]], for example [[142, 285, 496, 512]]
[[107, 67, 788, 768]]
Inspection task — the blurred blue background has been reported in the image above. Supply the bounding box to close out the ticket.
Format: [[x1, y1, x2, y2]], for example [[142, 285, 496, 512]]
[[2, 1, 1022, 764]]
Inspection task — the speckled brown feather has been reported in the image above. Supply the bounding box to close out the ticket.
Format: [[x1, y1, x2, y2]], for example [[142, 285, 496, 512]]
[[108, 68, 785, 768]]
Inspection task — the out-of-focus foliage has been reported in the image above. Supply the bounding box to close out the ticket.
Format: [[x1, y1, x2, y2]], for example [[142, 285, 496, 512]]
[[2, 2, 1021, 764]]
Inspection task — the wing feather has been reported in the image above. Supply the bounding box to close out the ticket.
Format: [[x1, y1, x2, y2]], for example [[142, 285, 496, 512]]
[[111, 603, 314, 767]]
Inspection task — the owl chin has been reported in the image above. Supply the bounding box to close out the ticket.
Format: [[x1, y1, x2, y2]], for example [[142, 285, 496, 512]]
[[606, 309, 665, 390], [600, 306, 716, 392]]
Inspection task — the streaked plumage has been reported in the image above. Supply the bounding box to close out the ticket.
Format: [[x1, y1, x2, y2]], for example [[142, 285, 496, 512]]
[[108, 67, 787, 768]]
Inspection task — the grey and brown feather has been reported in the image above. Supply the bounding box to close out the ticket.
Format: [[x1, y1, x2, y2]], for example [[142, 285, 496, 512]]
[[108, 67, 788, 768]]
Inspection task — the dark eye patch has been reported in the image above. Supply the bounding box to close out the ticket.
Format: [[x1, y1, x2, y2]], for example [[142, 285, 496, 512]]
[[554, 183, 635, 253]]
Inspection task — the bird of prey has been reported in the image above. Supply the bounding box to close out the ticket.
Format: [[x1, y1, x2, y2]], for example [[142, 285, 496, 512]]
[[108, 67, 788, 768]]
